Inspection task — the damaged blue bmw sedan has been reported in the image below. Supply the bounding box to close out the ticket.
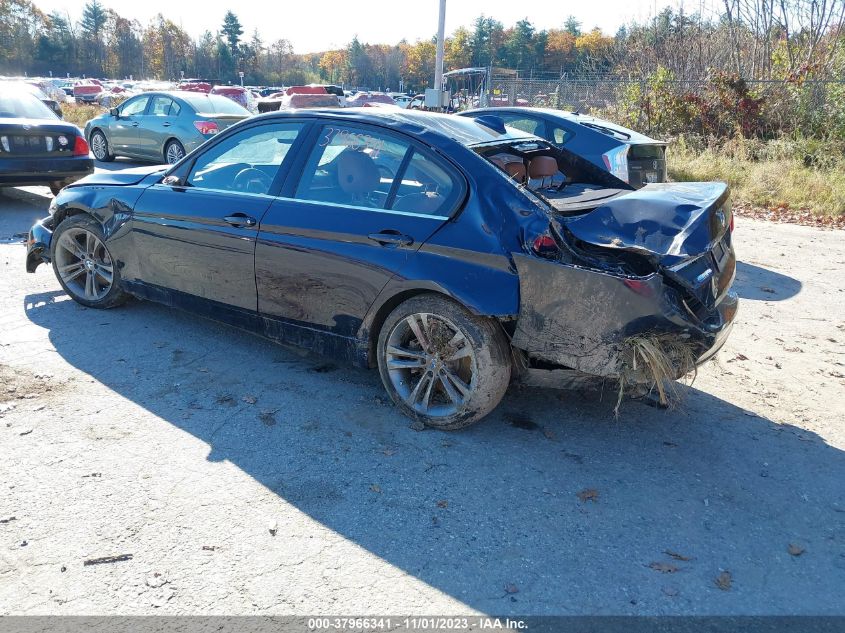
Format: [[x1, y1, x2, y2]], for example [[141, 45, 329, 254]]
[[26, 109, 737, 429]]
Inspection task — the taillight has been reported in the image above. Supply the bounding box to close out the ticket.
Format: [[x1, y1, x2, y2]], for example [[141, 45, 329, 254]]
[[602, 145, 629, 183], [730, 213, 735, 232], [193, 121, 219, 135], [532, 234, 559, 259], [73, 136, 90, 156]]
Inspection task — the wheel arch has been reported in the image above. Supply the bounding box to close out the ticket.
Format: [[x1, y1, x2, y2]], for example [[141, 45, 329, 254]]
[[361, 281, 512, 369], [163, 137, 185, 162]]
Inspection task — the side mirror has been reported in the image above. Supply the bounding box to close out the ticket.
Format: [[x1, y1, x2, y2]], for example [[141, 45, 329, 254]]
[[109, 108, 119, 117], [162, 175, 181, 187]]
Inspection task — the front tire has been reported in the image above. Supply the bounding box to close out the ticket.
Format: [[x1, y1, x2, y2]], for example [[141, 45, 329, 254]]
[[50, 215, 128, 309], [376, 294, 512, 430], [90, 130, 114, 162], [164, 139, 185, 165]]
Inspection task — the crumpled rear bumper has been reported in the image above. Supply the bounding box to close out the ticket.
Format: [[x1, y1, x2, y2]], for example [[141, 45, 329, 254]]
[[26, 216, 54, 273], [510, 253, 738, 379]]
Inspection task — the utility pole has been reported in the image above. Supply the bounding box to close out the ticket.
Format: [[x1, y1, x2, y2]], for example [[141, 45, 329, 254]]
[[434, 0, 446, 94]]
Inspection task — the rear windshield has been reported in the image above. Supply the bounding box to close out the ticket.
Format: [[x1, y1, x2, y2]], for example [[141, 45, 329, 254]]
[[0, 93, 58, 120], [629, 144, 665, 159], [179, 93, 249, 115]]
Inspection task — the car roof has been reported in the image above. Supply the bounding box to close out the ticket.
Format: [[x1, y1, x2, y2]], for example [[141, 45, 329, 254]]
[[461, 107, 665, 145], [254, 108, 536, 148]]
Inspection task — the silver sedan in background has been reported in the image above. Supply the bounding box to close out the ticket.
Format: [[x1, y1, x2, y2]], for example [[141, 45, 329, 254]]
[[84, 91, 251, 164]]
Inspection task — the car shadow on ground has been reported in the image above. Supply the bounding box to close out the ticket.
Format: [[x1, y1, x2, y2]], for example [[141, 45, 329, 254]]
[[733, 261, 802, 301], [22, 288, 845, 615]]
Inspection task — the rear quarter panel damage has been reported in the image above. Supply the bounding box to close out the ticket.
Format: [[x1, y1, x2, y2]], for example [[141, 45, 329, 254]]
[[510, 254, 695, 377]]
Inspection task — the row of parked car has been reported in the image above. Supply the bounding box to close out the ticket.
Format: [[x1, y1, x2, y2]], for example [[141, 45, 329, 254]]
[[1, 77, 668, 198]]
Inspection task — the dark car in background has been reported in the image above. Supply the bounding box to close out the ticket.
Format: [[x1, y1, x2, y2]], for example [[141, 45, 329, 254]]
[[84, 91, 250, 164], [1, 82, 64, 118], [26, 109, 735, 430], [0, 91, 93, 195], [459, 107, 667, 188]]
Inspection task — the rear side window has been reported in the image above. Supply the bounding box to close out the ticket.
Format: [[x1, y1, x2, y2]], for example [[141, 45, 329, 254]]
[[550, 126, 574, 145], [391, 151, 456, 216], [187, 123, 305, 195], [295, 125, 410, 210], [294, 124, 459, 217], [169, 101, 182, 117], [500, 116, 542, 135]]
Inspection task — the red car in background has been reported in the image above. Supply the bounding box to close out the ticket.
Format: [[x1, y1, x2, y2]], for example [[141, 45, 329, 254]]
[[210, 86, 256, 112], [344, 92, 396, 107], [73, 80, 102, 103]]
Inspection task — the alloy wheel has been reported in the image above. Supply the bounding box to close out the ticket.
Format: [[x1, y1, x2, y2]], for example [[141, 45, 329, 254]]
[[54, 228, 114, 302], [91, 133, 107, 160], [384, 312, 477, 417], [165, 143, 184, 164]]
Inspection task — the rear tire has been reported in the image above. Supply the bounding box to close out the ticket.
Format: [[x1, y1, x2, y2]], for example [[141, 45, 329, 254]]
[[89, 130, 114, 162], [376, 294, 511, 430], [164, 139, 185, 165], [50, 214, 128, 309]]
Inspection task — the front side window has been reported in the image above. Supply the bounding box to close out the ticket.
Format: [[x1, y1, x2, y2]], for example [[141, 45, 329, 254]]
[[187, 123, 305, 195], [120, 96, 149, 117]]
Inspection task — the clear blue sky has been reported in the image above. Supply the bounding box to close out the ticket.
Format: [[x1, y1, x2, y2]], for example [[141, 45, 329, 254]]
[[36, 0, 703, 53]]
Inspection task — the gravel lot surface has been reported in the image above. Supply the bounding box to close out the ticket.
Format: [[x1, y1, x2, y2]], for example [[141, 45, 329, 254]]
[[1, 178, 843, 616]]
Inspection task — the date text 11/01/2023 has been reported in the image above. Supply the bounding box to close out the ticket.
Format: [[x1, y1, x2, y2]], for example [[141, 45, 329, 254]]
[[307, 617, 529, 630]]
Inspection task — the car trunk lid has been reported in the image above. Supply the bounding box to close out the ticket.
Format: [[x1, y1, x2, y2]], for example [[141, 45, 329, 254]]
[[0, 120, 82, 158], [559, 181, 734, 314], [195, 112, 248, 131]]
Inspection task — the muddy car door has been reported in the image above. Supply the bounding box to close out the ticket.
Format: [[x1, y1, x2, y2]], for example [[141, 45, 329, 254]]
[[129, 121, 308, 317], [255, 122, 465, 350]]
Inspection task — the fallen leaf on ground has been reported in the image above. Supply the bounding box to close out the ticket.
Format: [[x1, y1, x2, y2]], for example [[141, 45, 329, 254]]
[[734, 353, 749, 361], [370, 484, 381, 493], [542, 428, 556, 440], [648, 562, 680, 573], [577, 488, 599, 503], [761, 287, 776, 294], [436, 500, 448, 508], [504, 583, 519, 594], [381, 448, 396, 456], [714, 571, 732, 590], [241, 395, 257, 404], [788, 544, 806, 556], [664, 550, 693, 562]]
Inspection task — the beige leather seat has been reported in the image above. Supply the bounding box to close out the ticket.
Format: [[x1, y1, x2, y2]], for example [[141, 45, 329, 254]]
[[528, 156, 558, 188], [337, 151, 380, 204]]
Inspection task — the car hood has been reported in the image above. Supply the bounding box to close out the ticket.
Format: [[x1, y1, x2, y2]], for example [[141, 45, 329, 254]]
[[560, 182, 730, 264], [68, 165, 166, 188]]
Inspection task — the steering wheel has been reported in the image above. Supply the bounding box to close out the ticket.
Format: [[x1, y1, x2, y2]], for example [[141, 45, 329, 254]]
[[233, 168, 272, 194]]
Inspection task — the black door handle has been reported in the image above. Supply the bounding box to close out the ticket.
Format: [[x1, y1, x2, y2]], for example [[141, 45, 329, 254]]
[[162, 122, 172, 128], [368, 231, 414, 247], [223, 214, 257, 228]]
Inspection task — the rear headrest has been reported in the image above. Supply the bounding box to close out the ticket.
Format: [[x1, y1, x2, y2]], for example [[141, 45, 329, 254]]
[[337, 151, 380, 195], [528, 156, 558, 179], [505, 162, 526, 182]]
